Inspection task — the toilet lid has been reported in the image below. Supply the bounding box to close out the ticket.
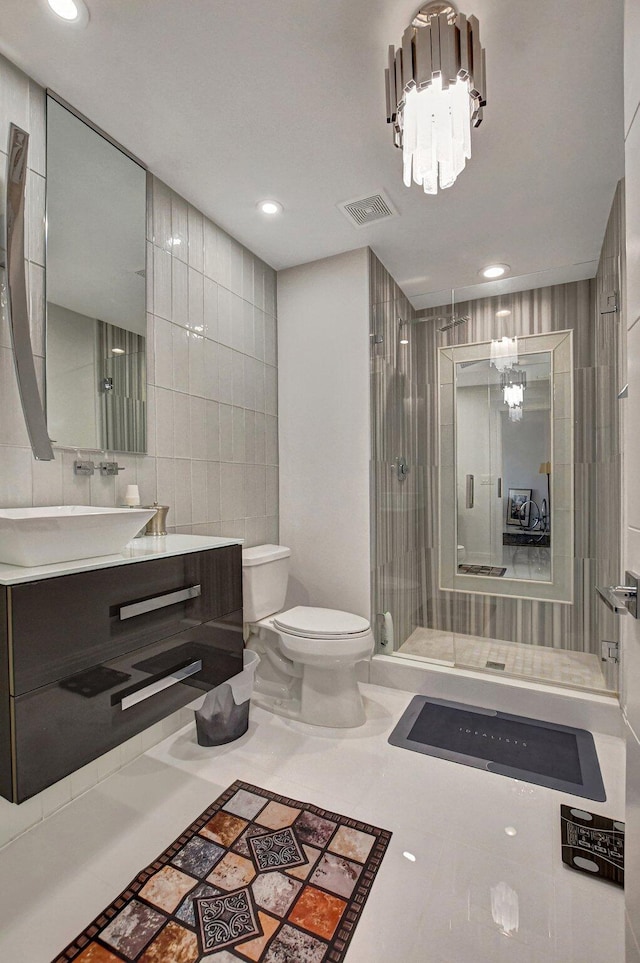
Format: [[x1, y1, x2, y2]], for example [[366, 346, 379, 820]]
[[273, 606, 371, 640]]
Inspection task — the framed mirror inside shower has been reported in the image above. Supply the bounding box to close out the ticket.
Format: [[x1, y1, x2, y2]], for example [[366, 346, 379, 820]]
[[439, 329, 573, 603], [45, 93, 148, 453]]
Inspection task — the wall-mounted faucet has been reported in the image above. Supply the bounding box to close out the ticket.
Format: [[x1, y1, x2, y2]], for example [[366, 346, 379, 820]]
[[99, 461, 126, 476]]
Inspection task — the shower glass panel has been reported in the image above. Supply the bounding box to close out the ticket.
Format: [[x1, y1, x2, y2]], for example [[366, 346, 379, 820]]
[[369, 249, 622, 696]]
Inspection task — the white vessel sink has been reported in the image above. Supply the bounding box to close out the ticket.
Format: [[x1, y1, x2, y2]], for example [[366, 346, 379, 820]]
[[0, 506, 157, 567]]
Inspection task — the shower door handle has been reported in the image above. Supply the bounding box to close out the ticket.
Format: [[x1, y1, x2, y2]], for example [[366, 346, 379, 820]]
[[466, 474, 474, 509], [596, 572, 640, 618]]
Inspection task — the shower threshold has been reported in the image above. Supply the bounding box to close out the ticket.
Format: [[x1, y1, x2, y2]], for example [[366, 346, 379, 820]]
[[395, 627, 611, 695]]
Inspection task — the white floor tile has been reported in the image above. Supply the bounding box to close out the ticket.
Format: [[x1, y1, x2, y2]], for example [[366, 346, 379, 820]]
[[0, 682, 626, 963]]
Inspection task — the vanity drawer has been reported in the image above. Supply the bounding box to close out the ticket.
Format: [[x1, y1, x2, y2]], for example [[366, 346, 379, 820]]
[[9, 545, 242, 694], [12, 612, 244, 802]]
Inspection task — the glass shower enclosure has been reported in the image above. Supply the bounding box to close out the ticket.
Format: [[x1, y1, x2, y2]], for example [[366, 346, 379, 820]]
[[369, 248, 623, 696]]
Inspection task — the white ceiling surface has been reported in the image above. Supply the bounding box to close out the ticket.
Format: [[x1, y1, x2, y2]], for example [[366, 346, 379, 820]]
[[0, 0, 624, 309]]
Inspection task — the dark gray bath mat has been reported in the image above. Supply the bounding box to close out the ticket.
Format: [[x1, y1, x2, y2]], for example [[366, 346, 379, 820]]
[[388, 696, 606, 801], [458, 563, 507, 576]]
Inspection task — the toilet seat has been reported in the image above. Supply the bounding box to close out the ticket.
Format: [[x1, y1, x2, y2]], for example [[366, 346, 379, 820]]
[[273, 606, 371, 641]]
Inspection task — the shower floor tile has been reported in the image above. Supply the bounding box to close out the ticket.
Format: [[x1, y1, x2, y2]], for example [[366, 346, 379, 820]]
[[397, 627, 609, 692], [0, 683, 625, 963]]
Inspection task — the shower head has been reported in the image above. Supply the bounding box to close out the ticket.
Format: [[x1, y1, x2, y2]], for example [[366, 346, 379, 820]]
[[437, 315, 470, 332], [397, 314, 470, 333]]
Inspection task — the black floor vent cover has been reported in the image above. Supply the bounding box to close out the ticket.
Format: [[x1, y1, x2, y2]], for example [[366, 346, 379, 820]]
[[388, 696, 605, 801]]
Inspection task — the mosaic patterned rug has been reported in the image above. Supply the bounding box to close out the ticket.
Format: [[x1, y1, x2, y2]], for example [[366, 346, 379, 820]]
[[53, 780, 392, 963]]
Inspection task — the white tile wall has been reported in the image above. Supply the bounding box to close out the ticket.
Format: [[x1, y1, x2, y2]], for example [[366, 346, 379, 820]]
[[0, 54, 278, 547], [0, 52, 278, 842], [624, 3, 640, 953]]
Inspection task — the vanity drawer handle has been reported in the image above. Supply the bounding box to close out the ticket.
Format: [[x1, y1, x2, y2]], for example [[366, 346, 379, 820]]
[[118, 584, 202, 621], [119, 659, 202, 710]]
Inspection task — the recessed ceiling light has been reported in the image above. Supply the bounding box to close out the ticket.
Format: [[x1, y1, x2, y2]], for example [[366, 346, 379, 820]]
[[495, 309, 512, 317], [504, 826, 518, 837], [258, 200, 283, 216], [481, 263, 510, 279], [400, 337, 409, 345], [111, 347, 125, 355], [46, 0, 90, 26], [402, 851, 417, 862]]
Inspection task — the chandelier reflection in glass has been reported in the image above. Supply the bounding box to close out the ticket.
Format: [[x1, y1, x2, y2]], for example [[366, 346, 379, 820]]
[[501, 369, 527, 422], [386, 2, 486, 194], [490, 336, 518, 372]]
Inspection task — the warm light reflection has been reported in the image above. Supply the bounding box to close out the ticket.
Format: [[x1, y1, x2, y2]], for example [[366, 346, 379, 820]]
[[490, 336, 518, 372], [490, 881, 519, 936]]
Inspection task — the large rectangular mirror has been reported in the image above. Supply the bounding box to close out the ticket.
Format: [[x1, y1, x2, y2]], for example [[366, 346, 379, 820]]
[[439, 329, 573, 603], [45, 95, 147, 453]]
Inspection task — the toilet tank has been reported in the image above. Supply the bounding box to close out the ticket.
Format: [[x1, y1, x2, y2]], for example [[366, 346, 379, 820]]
[[242, 544, 291, 622]]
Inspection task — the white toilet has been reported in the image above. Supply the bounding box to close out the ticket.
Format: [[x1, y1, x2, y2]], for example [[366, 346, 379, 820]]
[[242, 545, 374, 728]]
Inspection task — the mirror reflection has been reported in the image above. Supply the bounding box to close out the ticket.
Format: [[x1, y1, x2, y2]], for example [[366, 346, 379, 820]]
[[439, 328, 573, 604], [455, 351, 551, 582], [45, 96, 147, 453]]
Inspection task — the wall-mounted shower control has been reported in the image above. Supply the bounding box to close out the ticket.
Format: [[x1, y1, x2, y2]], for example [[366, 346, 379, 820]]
[[73, 460, 95, 476], [394, 456, 409, 482]]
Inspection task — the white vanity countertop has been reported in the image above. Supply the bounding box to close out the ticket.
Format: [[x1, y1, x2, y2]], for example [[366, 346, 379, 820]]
[[0, 534, 243, 585]]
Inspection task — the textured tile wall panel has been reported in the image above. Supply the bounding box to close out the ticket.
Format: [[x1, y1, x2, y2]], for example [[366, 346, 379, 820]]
[[0, 53, 277, 548]]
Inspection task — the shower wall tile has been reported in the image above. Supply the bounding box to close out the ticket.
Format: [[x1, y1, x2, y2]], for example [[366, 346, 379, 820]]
[[370, 252, 421, 652], [0, 52, 278, 550]]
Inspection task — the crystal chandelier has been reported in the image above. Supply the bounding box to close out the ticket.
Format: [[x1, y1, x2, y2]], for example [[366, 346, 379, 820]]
[[501, 369, 527, 422], [386, 2, 486, 194]]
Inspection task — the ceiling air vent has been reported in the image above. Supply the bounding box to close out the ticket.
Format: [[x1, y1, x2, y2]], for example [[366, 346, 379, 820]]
[[338, 191, 397, 229]]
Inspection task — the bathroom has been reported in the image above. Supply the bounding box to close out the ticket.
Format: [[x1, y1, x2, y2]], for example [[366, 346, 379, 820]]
[[0, 0, 639, 961]]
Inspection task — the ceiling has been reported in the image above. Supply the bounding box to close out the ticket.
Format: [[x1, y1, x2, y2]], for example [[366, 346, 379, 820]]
[[0, 0, 624, 308]]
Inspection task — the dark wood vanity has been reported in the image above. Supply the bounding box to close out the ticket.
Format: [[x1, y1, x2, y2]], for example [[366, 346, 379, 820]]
[[0, 541, 243, 803]]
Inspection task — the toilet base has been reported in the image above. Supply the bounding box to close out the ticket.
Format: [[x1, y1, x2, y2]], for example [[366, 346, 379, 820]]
[[246, 622, 370, 729], [251, 665, 367, 728], [300, 664, 366, 727]]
